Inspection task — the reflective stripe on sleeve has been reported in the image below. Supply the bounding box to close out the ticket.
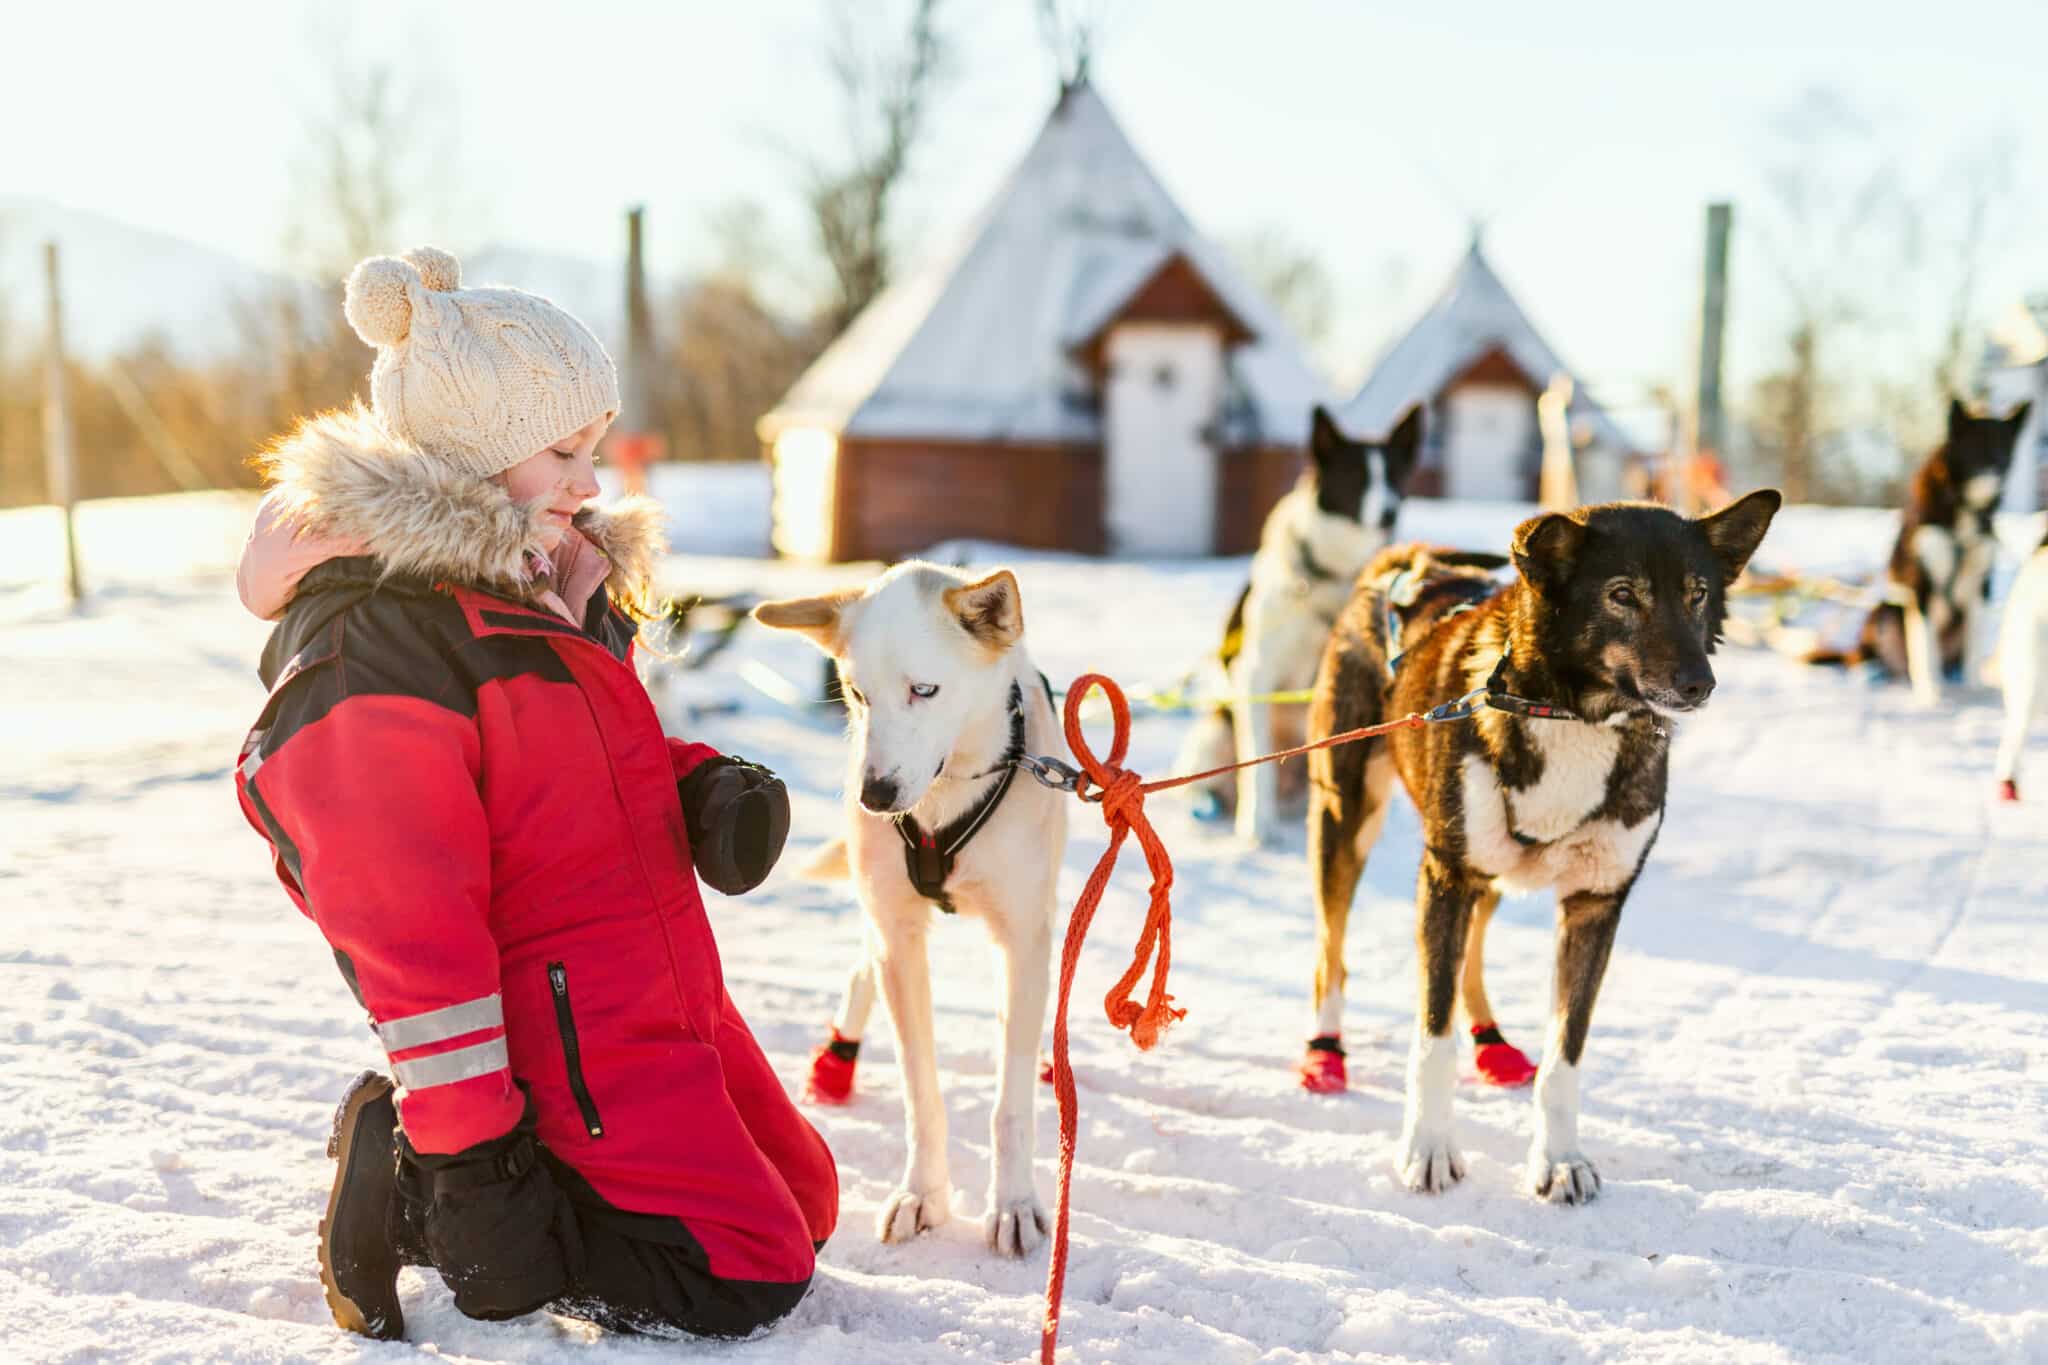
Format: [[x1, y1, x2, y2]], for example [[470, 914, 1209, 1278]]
[[391, 1037, 510, 1091], [374, 994, 504, 1051]]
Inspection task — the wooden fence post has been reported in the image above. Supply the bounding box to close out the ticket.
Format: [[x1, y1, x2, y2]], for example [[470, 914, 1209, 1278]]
[[42, 241, 83, 606]]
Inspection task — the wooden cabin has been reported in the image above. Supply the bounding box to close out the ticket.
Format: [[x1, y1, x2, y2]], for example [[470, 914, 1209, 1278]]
[[757, 81, 1325, 561]]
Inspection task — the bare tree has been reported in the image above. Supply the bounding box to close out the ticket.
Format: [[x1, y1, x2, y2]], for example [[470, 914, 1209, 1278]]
[[282, 13, 456, 279], [1743, 90, 2027, 504], [1927, 131, 2017, 409], [805, 0, 952, 339], [1036, 0, 1116, 88], [234, 23, 461, 445], [290, 61, 413, 277], [1228, 226, 1336, 353], [1744, 88, 1914, 503], [668, 199, 818, 463]]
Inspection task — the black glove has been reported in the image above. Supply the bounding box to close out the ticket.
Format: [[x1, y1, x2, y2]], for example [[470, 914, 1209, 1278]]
[[678, 755, 790, 896], [405, 1095, 580, 1321]]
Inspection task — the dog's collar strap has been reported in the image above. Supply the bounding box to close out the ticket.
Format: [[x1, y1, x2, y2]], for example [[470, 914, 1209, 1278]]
[[894, 681, 1027, 913], [1422, 654, 1582, 725], [1293, 533, 1344, 587], [1481, 655, 1580, 720]]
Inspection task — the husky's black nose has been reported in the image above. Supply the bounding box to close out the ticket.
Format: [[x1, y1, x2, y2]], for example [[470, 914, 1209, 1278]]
[[859, 774, 901, 812], [1674, 661, 1715, 708]]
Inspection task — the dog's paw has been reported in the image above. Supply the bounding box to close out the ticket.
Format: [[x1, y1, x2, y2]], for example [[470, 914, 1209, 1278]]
[[1234, 824, 1281, 852], [1395, 1129, 1466, 1194], [1528, 1148, 1601, 1205], [876, 1185, 951, 1244], [983, 1195, 1049, 1258]]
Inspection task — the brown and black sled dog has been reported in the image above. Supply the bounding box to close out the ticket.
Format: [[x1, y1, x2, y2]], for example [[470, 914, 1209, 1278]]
[[1807, 399, 2029, 705], [1302, 491, 1780, 1204]]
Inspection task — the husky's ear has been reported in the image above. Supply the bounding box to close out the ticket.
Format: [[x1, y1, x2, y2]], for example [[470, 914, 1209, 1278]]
[[1309, 406, 1348, 470], [1948, 397, 1971, 437], [2009, 401, 2033, 433], [944, 569, 1023, 652], [1383, 403, 1424, 488], [1696, 488, 1782, 585], [1511, 512, 1588, 593], [752, 588, 861, 654]]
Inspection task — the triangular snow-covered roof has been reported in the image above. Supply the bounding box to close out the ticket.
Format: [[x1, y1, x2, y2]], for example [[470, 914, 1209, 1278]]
[[761, 82, 1326, 448], [1339, 240, 1632, 452]]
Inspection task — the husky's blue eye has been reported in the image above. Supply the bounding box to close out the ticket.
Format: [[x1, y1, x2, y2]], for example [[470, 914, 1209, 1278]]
[[910, 683, 939, 699]]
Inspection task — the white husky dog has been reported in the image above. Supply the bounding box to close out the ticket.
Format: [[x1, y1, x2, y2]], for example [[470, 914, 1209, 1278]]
[[1995, 540, 2048, 802], [754, 563, 1067, 1257], [1174, 404, 1421, 845]]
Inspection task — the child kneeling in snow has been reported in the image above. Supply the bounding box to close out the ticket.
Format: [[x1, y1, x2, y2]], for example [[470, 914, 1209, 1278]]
[[232, 248, 837, 1341]]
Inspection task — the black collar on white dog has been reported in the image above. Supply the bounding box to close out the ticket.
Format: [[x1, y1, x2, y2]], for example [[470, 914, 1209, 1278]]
[[1292, 533, 1345, 588], [893, 681, 1027, 914]]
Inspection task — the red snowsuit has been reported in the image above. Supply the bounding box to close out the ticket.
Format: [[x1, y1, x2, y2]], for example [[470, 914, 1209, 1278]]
[[233, 409, 835, 1326]]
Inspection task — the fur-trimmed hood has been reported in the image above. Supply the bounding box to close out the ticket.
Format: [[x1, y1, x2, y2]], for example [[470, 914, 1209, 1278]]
[[250, 403, 667, 615]]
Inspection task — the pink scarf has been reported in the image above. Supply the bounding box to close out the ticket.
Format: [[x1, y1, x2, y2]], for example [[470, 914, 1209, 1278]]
[[237, 491, 609, 625]]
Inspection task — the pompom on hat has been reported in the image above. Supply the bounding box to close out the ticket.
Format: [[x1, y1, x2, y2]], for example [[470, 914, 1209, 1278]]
[[342, 246, 620, 479]]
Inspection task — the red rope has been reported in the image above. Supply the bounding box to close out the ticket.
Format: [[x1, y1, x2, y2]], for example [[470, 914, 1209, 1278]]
[[1038, 674, 1430, 1363]]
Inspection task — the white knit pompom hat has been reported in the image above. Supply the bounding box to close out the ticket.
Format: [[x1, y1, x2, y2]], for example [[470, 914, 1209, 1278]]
[[342, 246, 620, 479]]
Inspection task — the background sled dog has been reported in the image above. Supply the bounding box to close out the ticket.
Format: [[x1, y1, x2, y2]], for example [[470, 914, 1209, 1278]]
[[755, 563, 1067, 1257], [1303, 492, 1780, 1203], [1175, 404, 1421, 844], [1995, 535, 2048, 802], [1808, 400, 2028, 704]]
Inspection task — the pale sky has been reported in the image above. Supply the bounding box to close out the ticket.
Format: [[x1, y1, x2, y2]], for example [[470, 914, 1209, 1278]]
[[4, 0, 2043, 419]]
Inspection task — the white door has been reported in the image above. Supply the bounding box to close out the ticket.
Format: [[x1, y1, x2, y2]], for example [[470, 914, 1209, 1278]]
[[1104, 324, 1223, 556], [1445, 383, 1535, 501]]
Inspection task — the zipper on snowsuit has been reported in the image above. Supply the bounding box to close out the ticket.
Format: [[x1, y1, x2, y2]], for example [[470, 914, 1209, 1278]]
[[547, 962, 605, 1138]]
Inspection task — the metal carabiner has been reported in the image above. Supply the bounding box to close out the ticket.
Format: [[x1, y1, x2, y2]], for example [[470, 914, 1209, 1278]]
[[1423, 685, 1489, 723], [1015, 753, 1084, 793]]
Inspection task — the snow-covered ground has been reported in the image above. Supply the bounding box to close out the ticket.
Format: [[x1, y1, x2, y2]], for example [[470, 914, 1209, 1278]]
[[3, 492, 2046, 1364]]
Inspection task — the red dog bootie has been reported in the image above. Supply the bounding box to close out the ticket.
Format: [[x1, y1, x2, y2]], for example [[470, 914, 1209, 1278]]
[[1998, 778, 2020, 803], [804, 1030, 860, 1105], [1299, 1035, 1348, 1093], [1471, 1022, 1537, 1088]]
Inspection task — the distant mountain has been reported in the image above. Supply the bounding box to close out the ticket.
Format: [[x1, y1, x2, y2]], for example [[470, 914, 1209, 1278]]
[[0, 196, 320, 360], [0, 197, 672, 363]]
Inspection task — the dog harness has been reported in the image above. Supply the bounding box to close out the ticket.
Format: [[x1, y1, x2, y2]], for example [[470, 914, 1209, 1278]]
[[1379, 568, 1581, 725], [893, 681, 1029, 914]]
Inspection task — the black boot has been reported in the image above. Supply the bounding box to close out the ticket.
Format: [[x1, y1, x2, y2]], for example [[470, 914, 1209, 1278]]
[[319, 1071, 405, 1340], [389, 1136, 431, 1269]]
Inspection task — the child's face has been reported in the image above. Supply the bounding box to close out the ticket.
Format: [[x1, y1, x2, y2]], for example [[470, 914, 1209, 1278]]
[[503, 414, 611, 549]]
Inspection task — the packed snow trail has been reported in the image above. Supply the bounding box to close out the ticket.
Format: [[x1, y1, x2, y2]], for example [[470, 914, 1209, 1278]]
[[3, 495, 2045, 1363]]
